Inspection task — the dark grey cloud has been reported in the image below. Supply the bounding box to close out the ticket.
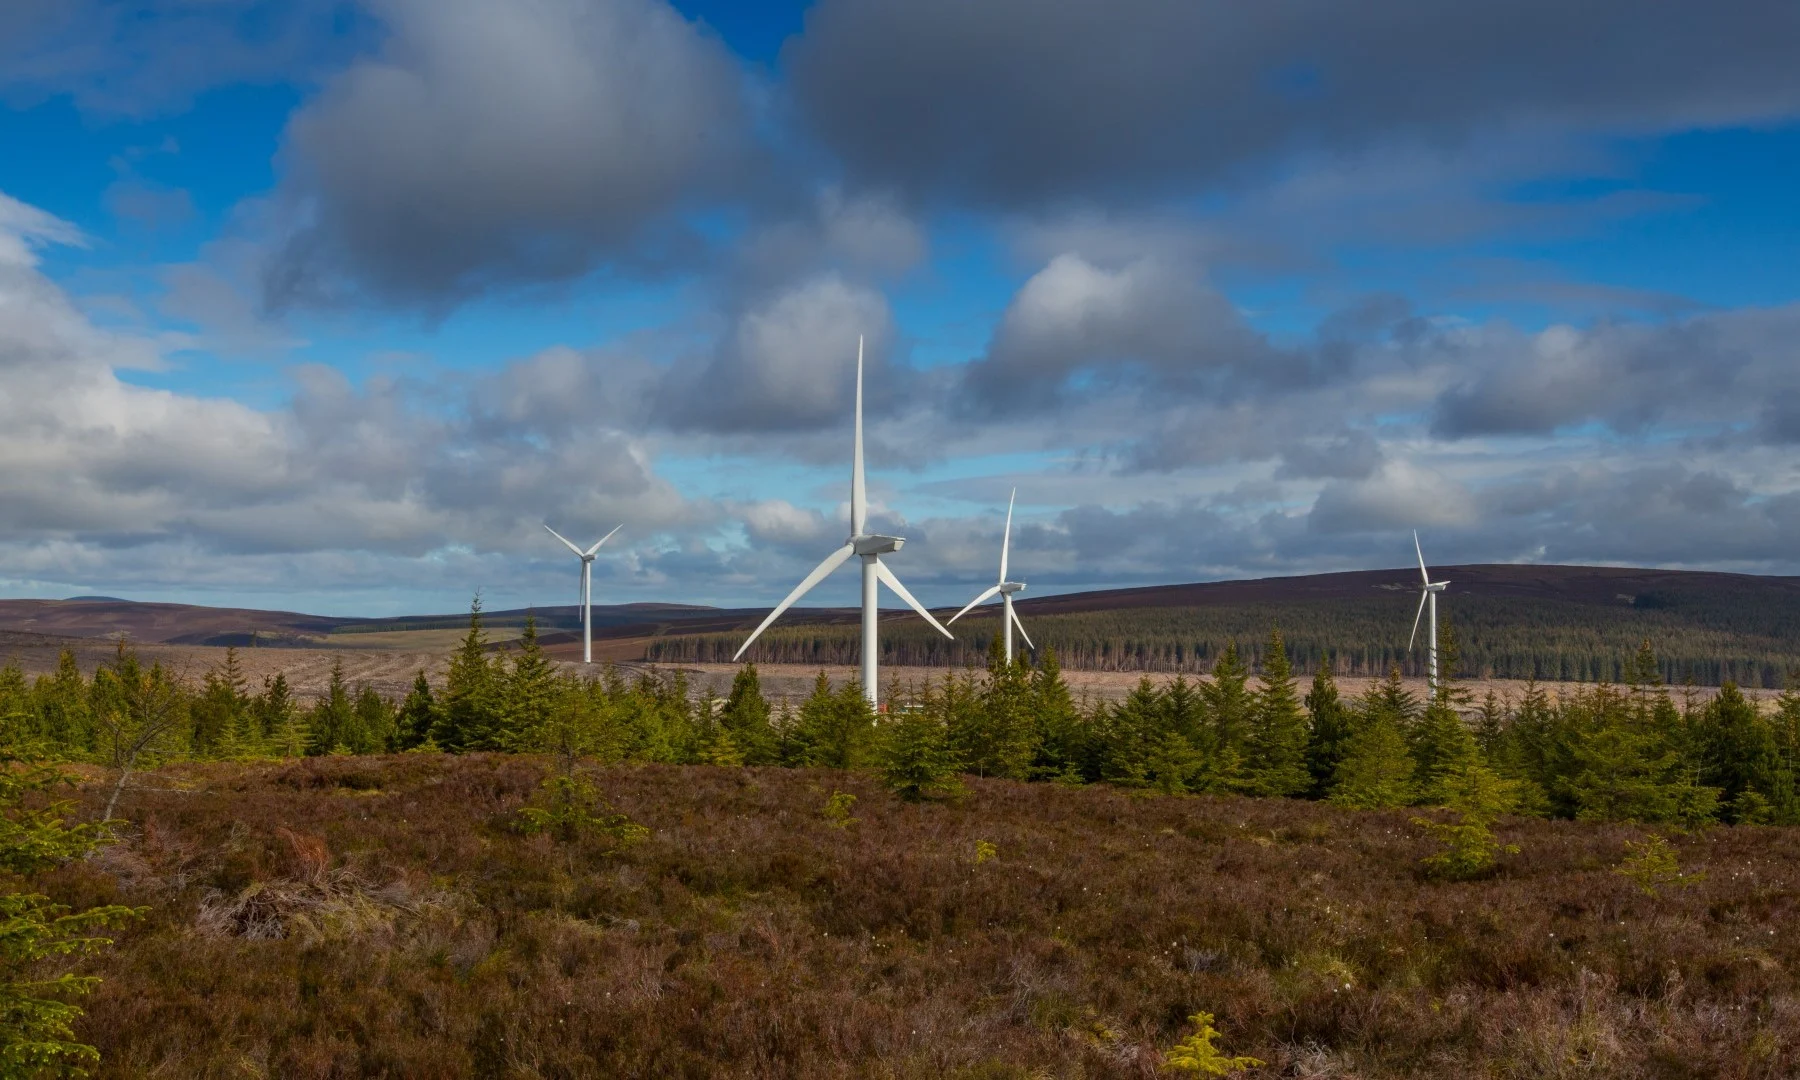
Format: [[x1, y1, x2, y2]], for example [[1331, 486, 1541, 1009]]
[[787, 0, 1800, 207], [1430, 306, 1800, 439], [264, 0, 753, 308]]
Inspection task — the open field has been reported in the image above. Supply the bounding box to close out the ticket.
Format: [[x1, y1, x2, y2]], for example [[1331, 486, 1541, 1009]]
[[38, 754, 1800, 1077]]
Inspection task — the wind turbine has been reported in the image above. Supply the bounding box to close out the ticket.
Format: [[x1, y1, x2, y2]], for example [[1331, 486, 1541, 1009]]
[[545, 523, 622, 665], [733, 336, 954, 707], [947, 488, 1032, 662], [1408, 530, 1451, 692]]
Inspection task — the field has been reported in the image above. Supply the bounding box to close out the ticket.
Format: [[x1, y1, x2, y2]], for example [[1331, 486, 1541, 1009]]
[[41, 754, 1800, 1077]]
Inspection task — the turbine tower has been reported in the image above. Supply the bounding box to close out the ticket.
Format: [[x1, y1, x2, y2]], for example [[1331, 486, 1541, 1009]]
[[733, 336, 954, 707], [947, 488, 1032, 662], [1408, 530, 1451, 692], [545, 522, 622, 665]]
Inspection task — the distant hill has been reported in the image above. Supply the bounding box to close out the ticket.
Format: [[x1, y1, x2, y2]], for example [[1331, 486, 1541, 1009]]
[[647, 564, 1800, 688], [8, 565, 1800, 686]]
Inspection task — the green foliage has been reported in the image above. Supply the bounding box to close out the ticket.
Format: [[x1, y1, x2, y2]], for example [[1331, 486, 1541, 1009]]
[[1162, 1011, 1264, 1076], [0, 740, 138, 1077], [784, 674, 877, 769], [878, 707, 963, 802], [1614, 834, 1704, 897], [720, 664, 778, 766], [1413, 762, 1520, 880], [972, 839, 997, 866], [514, 772, 648, 850], [1247, 630, 1310, 797], [821, 791, 858, 829], [436, 595, 503, 752], [1330, 714, 1415, 810]]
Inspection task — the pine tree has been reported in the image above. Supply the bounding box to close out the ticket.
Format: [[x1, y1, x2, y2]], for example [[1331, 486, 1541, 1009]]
[[1412, 697, 1481, 805], [1201, 643, 1253, 790], [1303, 662, 1352, 798], [970, 638, 1034, 779], [1698, 682, 1780, 824], [35, 650, 91, 759], [721, 663, 778, 765], [437, 595, 501, 752], [878, 706, 962, 801], [500, 616, 556, 751], [305, 658, 355, 755], [255, 673, 307, 757], [0, 734, 137, 1075], [1330, 713, 1415, 810], [1028, 647, 1087, 782], [353, 685, 395, 753], [784, 674, 877, 769], [395, 671, 440, 751], [1247, 630, 1310, 797]]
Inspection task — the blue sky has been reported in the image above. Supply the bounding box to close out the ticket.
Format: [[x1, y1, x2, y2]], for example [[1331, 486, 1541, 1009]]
[[2, 0, 1799, 617]]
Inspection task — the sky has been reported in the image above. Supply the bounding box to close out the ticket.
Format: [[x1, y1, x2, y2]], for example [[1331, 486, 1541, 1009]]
[[2, 0, 1800, 618]]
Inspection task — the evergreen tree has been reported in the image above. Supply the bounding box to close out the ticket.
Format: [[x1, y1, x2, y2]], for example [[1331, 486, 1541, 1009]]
[[437, 595, 501, 752], [784, 674, 877, 769], [254, 673, 307, 757], [1303, 662, 1352, 798], [720, 663, 778, 765], [353, 685, 395, 754], [0, 734, 137, 1075], [1247, 630, 1310, 797], [968, 638, 1034, 779], [35, 650, 92, 758], [1698, 682, 1780, 823], [1028, 647, 1087, 782], [1330, 713, 1415, 810], [1412, 697, 1481, 805], [1200, 643, 1253, 790], [1094, 678, 1174, 789], [307, 658, 357, 755], [878, 706, 961, 801], [500, 616, 556, 751], [395, 671, 440, 751]]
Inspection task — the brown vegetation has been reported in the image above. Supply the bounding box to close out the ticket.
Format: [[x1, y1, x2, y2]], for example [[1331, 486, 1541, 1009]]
[[39, 755, 1800, 1077]]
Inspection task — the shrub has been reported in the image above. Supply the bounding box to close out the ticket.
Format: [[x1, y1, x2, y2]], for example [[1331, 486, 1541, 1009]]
[[1163, 1011, 1264, 1076], [1615, 833, 1704, 897]]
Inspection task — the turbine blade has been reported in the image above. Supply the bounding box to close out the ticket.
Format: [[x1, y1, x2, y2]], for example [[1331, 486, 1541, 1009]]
[[851, 335, 867, 537], [732, 543, 855, 661], [999, 487, 1015, 583], [584, 523, 623, 557], [1009, 599, 1034, 650], [1409, 588, 1428, 651], [1414, 530, 1429, 585], [874, 560, 954, 639], [947, 583, 1003, 625], [544, 524, 583, 557]]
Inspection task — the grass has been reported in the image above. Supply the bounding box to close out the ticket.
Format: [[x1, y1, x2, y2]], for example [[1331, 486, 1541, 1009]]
[[38, 755, 1800, 1077]]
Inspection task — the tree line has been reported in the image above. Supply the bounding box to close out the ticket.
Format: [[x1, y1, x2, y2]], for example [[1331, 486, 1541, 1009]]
[[647, 594, 1800, 687], [3, 598, 1799, 827]]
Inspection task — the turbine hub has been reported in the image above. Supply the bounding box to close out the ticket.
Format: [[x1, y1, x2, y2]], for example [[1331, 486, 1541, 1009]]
[[852, 534, 903, 556]]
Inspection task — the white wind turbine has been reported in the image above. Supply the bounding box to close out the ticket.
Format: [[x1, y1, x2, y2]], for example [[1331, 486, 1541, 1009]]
[[1408, 530, 1451, 692], [545, 522, 622, 664], [947, 488, 1032, 662], [733, 336, 954, 707]]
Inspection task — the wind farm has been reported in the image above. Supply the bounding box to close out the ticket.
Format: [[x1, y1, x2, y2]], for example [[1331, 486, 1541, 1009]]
[[8, 1, 1800, 1075]]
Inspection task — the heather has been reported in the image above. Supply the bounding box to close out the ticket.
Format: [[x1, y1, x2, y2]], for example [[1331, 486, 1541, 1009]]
[[36, 755, 1800, 1078], [9, 604, 1800, 1074]]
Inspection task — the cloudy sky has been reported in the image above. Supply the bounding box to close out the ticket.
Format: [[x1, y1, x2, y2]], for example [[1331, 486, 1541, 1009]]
[[3, 0, 1800, 616]]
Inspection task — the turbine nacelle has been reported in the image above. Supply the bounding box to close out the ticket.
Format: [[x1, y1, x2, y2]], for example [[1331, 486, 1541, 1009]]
[[852, 534, 904, 556], [999, 581, 1025, 595]]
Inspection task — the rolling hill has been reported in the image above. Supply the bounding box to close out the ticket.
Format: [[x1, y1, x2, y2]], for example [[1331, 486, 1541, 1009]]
[[5, 563, 1800, 685]]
